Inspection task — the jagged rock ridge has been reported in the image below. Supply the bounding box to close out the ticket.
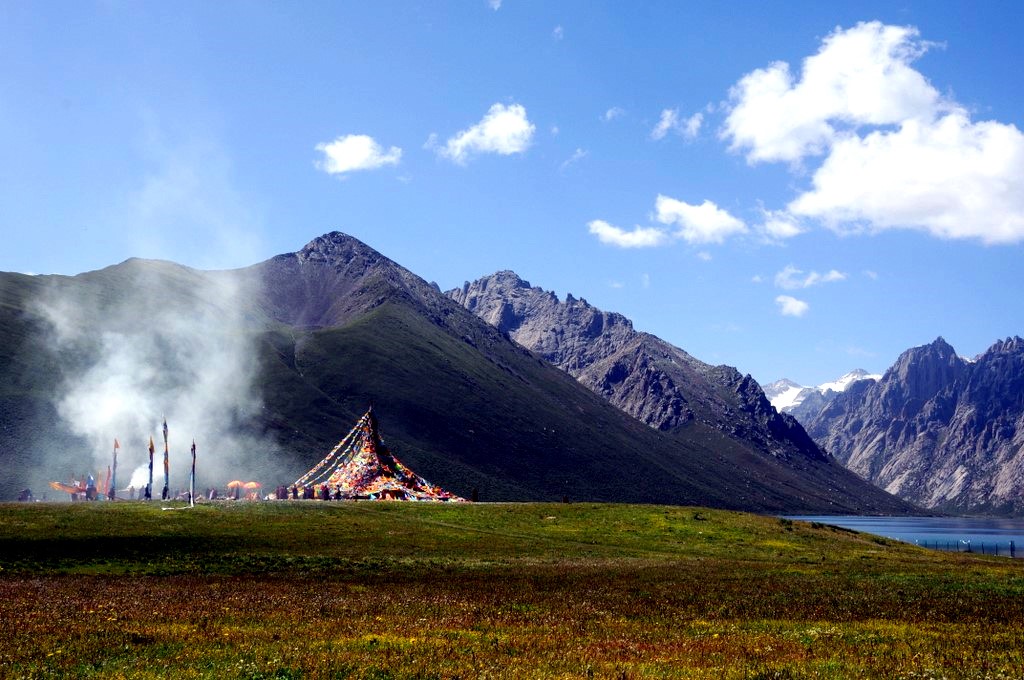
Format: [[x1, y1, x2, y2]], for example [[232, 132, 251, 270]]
[[448, 270, 825, 462], [807, 336, 1024, 513]]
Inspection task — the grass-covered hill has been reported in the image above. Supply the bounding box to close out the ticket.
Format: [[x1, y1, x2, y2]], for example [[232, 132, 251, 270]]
[[1, 501, 1021, 678], [0, 233, 914, 513]]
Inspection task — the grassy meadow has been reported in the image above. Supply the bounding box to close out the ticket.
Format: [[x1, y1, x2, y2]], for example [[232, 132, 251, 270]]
[[1, 501, 1023, 678]]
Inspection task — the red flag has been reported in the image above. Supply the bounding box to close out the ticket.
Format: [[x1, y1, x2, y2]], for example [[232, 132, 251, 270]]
[[114, 438, 120, 450]]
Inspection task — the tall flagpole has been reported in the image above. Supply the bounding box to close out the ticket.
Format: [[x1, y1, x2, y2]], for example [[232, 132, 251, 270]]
[[162, 417, 169, 501], [190, 439, 196, 508], [108, 439, 119, 501], [146, 437, 154, 500]]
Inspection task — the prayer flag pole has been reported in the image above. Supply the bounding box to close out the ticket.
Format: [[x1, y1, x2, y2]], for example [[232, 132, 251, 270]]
[[190, 439, 196, 508], [162, 417, 169, 501], [108, 438, 119, 501], [146, 436, 154, 500]]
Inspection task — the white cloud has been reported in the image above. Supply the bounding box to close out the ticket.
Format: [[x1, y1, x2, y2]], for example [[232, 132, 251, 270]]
[[439, 103, 535, 164], [315, 134, 402, 176], [774, 265, 846, 290], [651, 109, 680, 140], [553, 25, 563, 40], [603, 107, 625, 122], [641, 273, 651, 288], [696, 251, 712, 261], [724, 21, 1024, 244], [788, 112, 1024, 244], [609, 280, 624, 289], [683, 112, 703, 139], [759, 210, 804, 240], [488, 0, 501, 9], [863, 270, 879, 280], [775, 295, 809, 317], [654, 195, 747, 244], [652, 109, 703, 141], [560, 148, 587, 171], [723, 21, 940, 164], [550, 125, 560, 136], [819, 270, 846, 284], [751, 275, 764, 284], [588, 219, 668, 248]]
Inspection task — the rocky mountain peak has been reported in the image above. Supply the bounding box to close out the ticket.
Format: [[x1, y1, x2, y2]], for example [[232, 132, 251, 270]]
[[465, 270, 532, 292], [765, 368, 882, 424], [254, 231, 444, 330], [808, 334, 1024, 513], [883, 336, 967, 408], [449, 271, 828, 463], [449, 271, 634, 344], [766, 378, 802, 392], [296, 231, 389, 268], [985, 335, 1024, 355]]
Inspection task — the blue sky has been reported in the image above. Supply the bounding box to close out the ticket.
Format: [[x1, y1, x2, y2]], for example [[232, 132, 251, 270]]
[[2, 1, 1023, 386]]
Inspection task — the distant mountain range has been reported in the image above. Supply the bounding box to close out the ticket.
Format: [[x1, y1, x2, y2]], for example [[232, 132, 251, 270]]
[[764, 370, 882, 424], [803, 337, 1024, 514], [0, 232, 912, 514], [446, 270, 913, 512], [768, 338, 1024, 514]]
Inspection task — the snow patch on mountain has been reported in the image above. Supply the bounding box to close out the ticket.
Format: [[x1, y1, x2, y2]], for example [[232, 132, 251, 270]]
[[766, 370, 881, 414], [764, 380, 808, 411], [817, 370, 883, 394]]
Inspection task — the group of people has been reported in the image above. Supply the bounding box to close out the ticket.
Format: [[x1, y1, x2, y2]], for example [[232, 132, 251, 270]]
[[18, 482, 404, 503], [272, 483, 348, 500]]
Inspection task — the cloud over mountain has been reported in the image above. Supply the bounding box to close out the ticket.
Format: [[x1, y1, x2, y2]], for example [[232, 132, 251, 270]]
[[315, 134, 402, 176], [651, 109, 703, 141], [723, 21, 1024, 245], [775, 295, 809, 317], [774, 265, 846, 290], [438, 103, 535, 164], [655, 195, 747, 244], [587, 220, 667, 248]]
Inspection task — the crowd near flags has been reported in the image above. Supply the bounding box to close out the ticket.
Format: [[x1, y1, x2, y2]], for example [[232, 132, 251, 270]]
[[51, 422, 199, 504]]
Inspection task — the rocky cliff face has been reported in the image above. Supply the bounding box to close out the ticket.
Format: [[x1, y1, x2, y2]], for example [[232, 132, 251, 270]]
[[449, 271, 826, 462], [807, 337, 1024, 513]]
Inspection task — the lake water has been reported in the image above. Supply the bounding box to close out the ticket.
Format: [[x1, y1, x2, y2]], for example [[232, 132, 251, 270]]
[[786, 515, 1024, 557]]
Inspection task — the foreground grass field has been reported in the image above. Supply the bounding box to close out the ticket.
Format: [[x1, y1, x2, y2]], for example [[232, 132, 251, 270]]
[[2, 502, 1023, 678]]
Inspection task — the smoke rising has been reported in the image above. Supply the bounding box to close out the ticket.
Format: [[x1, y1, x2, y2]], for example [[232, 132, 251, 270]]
[[32, 259, 290, 497]]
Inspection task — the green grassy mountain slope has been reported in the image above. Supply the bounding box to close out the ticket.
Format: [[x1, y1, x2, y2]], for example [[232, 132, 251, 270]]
[[0, 233, 915, 513], [252, 300, 912, 511]]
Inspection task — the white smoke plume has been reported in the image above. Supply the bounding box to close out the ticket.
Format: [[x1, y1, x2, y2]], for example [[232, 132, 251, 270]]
[[32, 260, 290, 498]]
